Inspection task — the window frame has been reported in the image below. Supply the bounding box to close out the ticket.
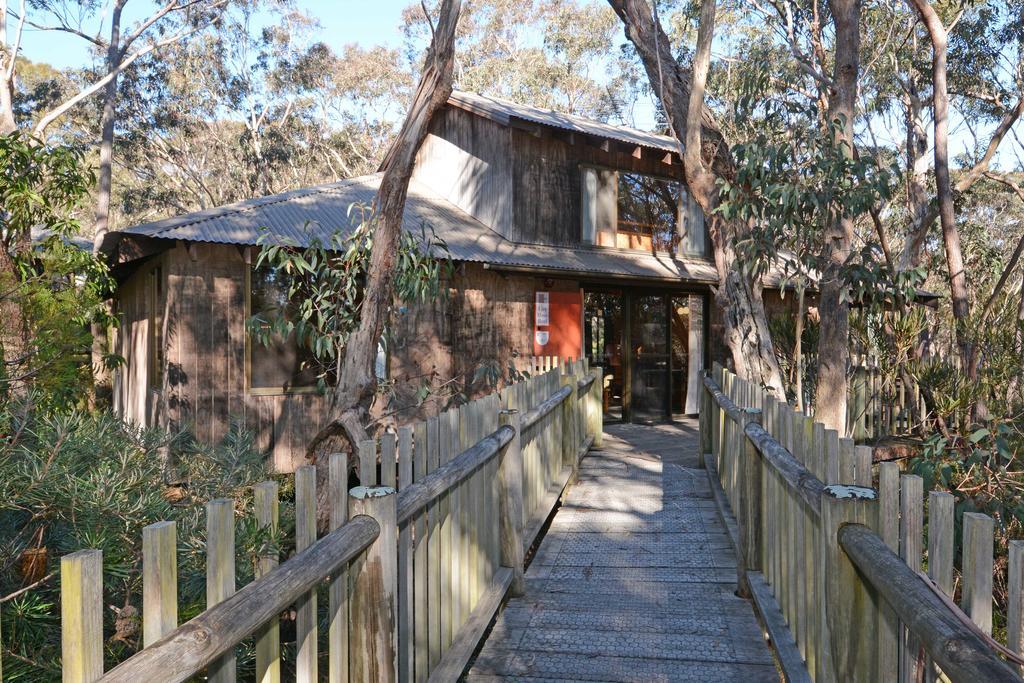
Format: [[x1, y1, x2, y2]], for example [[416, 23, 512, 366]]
[[579, 163, 707, 258], [244, 265, 325, 397]]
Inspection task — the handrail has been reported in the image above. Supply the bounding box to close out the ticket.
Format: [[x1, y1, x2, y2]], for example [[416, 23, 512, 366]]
[[839, 523, 1023, 682], [99, 515, 381, 683], [745, 421, 826, 518], [396, 424, 515, 526], [521, 385, 572, 431], [703, 375, 744, 422], [577, 371, 596, 393]]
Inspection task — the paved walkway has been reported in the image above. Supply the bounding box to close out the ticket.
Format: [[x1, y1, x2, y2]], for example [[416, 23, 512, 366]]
[[468, 421, 779, 682]]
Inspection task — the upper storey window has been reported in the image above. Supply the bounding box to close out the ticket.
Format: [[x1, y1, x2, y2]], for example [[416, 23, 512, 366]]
[[581, 166, 706, 257]]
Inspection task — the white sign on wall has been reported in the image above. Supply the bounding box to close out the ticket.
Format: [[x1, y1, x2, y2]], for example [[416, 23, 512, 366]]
[[535, 330, 550, 347], [535, 291, 550, 327]]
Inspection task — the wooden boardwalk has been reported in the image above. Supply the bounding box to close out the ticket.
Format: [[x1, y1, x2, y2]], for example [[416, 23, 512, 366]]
[[468, 420, 779, 682]]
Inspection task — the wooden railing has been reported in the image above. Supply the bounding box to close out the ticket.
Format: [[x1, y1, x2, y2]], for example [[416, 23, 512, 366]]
[[701, 363, 1024, 683], [44, 359, 603, 683], [847, 358, 928, 441]]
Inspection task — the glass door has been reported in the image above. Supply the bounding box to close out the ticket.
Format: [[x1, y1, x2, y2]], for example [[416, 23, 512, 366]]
[[630, 295, 670, 423], [584, 291, 625, 422], [670, 297, 690, 416]]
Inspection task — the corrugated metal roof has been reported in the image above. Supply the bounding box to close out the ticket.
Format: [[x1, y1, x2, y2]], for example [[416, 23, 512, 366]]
[[105, 174, 718, 284], [448, 90, 683, 155]]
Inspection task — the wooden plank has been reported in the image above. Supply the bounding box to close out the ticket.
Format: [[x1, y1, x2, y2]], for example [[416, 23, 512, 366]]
[[413, 421, 429, 682], [398, 426, 414, 683], [360, 439, 377, 486], [328, 454, 349, 683], [821, 488, 877, 682], [747, 571, 813, 683], [206, 499, 236, 683], [427, 569, 513, 683], [962, 512, 994, 635], [900, 475, 923, 683], [381, 432, 398, 488], [877, 462, 900, 680], [143, 521, 178, 647], [1009, 540, 1024, 674], [439, 411, 454, 653], [254, 481, 280, 683], [295, 465, 318, 683], [854, 445, 873, 487], [426, 416, 442, 670], [499, 408, 525, 595], [349, 487, 399, 683], [926, 491, 954, 683], [61, 549, 104, 683]]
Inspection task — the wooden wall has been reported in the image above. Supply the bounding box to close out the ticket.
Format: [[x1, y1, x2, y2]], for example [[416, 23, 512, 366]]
[[388, 263, 571, 422], [113, 243, 333, 472], [413, 105, 690, 249], [412, 107, 513, 238], [113, 247, 562, 472], [509, 127, 686, 246]]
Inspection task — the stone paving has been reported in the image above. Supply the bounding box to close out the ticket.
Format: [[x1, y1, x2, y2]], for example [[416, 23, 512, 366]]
[[467, 420, 779, 682]]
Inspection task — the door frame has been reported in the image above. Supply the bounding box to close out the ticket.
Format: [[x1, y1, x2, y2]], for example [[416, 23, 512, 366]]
[[582, 282, 711, 423]]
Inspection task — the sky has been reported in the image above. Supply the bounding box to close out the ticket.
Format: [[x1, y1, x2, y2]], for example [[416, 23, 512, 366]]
[[19, 0, 414, 71], [14, 0, 1020, 166]]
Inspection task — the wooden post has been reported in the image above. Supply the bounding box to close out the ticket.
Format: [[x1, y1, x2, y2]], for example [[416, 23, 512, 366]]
[[699, 378, 710, 466], [349, 486, 398, 683], [900, 475, 923, 682], [398, 427, 414, 683], [1009, 540, 1024, 673], [254, 481, 280, 683], [206, 499, 235, 683], [142, 521, 177, 647], [359, 439, 378, 486], [854, 445, 873, 487], [962, 512, 994, 635], [61, 549, 103, 683], [329, 453, 349, 683], [295, 465, 318, 683], [590, 367, 603, 448], [499, 408, 526, 596], [876, 462, 900, 680], [737, 408, 762, 598], [926, 491, 954, 683], [820, 485, 878, 683], [560, 372, 577, 471]]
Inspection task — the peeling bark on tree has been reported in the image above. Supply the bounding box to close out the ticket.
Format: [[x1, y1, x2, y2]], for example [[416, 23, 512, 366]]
[[905, 0, 972, 376], [608, 0, 786, 398], [813, 0, 860, 435], [304, 0, 461, 527]]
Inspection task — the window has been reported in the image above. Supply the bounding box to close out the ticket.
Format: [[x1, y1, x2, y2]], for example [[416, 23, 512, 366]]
[[617, 172, 681, 252], [248, 266, 323, 393], [580, 166, 707, 257]]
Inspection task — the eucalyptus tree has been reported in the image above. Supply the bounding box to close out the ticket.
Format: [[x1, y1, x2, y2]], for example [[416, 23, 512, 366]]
[[402, 0, 631, 121]]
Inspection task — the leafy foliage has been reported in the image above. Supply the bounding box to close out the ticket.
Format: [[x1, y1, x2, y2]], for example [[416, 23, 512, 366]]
[[0, 132, 115, 408], [0, 399, 291, 680], [248, 205, 454, 396]]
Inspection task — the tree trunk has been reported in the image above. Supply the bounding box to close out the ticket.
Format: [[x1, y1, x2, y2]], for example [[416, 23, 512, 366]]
[[906, 0, 972, 372], [608, 0, 786, 397], [795, 285, 805, 411], [0, 2, 17, 134], [812, 0, 860, 434], [90, 1, 126, 407], [304, 0, 461, 525]]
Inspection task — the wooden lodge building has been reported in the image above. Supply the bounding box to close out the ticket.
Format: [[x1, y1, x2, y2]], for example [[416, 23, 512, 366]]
[[101, 91, 797, 471]]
